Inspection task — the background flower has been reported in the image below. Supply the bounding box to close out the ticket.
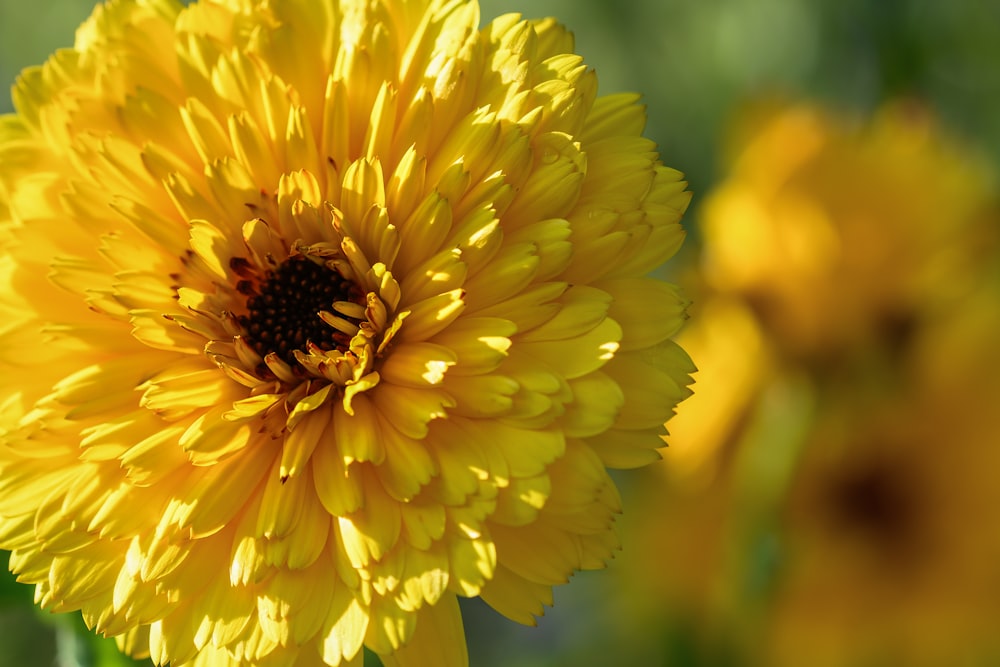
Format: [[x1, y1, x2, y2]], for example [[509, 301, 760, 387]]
[[619, 100, 1000, 667], [700, 100, 994, 360]]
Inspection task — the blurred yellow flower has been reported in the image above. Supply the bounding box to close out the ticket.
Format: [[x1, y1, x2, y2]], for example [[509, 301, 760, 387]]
[[770, 271, 1000, 667], [657, 296, 772, 486], [621, 99, 999, 667], [701, 100, 995, 361], [0, 1, 693, 665]]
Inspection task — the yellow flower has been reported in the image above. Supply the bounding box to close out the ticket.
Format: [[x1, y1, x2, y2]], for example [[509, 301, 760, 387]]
[[769, 273, 1000, 667], [0, 1, 693, 665], [701, 99, 995, 361], [657, 296, 773, 486], [614, 99, 999, 666]]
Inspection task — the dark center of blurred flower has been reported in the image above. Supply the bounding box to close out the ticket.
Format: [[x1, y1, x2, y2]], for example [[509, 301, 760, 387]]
[[828, 461, 919, 557], [239, 256, 363, 366]]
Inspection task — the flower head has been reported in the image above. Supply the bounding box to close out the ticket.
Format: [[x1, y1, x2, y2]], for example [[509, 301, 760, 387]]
[[0, 1, 693, 665], [701, 99, 995, 361], [769, 271, 1000, 667]]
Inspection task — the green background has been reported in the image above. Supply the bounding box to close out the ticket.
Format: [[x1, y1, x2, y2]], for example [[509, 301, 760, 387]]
[[1, 0, 998, 665]]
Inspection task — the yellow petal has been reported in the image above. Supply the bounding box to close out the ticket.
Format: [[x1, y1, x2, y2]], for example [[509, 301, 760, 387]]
[[380, 342, 457, 387], [604, 342, 695, 430], [320, 580, 369, 665], [398, 289, 467, 342], [517, 317, 622, 380], [379, 594, 468, 667], [559, 371, 624, 438], [311, 434, 364, 517], [478, 563, 552, 627], [598, 277, 689, 350], [429, 316, 514, 375]]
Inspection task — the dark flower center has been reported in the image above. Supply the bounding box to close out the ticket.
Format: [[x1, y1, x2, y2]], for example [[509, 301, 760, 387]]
[[239, 256, 364, 366], [826, 459, 922, 563]]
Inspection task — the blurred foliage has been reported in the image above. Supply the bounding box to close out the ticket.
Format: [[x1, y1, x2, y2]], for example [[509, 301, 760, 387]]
[[1, 551, 148, 667], [2, 0, 1000, 666]]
